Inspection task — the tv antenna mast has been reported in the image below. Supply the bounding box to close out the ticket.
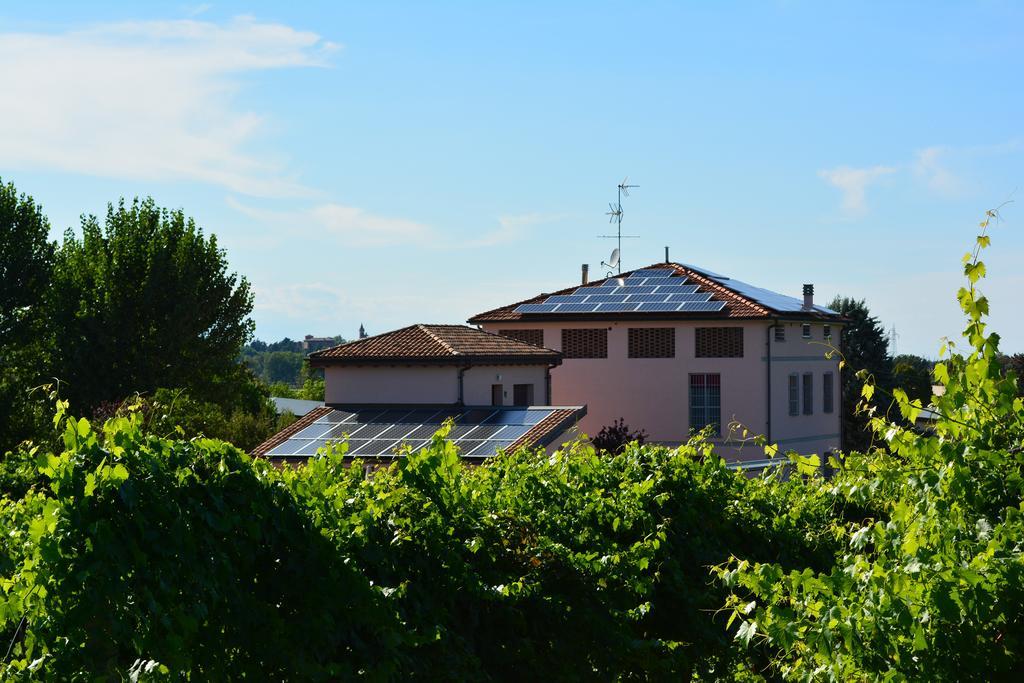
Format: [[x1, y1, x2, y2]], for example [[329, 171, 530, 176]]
[[598, 177, 639, 273]]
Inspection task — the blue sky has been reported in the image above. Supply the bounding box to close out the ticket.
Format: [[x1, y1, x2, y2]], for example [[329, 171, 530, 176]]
[[2, 2, 1022, 356]]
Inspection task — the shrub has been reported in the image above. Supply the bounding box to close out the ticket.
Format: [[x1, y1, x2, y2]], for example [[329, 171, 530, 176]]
[[591, 418, 648, 454]]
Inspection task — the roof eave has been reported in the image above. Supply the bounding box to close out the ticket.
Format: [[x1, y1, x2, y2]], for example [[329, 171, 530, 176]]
[[309, 354, 562, 368]]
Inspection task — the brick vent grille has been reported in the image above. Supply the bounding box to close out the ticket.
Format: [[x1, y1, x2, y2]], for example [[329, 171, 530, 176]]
[[628, 327, 675, 358], [695, 327, 744, 358], [498, 328, 545, 348], [561, 328, 608, 359]]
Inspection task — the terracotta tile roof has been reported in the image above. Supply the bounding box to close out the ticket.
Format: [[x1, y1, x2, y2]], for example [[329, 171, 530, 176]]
[[507, 407, 585, 452], [467, 262, 843, 323], [309, 324, 561, 365], [250, 405, 333, 457]]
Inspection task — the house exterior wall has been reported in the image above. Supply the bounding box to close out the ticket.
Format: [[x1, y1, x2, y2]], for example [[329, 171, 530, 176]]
[[480, 319, 842, 461], [323, 363, 548, 406], [325, 365, 460, 404], [462, 365, 549, 406]]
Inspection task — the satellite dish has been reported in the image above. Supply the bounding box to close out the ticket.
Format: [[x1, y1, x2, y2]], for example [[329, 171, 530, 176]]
[[601, 248, 621, 277]]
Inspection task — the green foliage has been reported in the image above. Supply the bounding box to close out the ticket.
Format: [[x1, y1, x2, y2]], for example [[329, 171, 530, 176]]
[[891, 353, 935, 407], [0, 178, 55, 453], [717, 210, 1024, 681], [240, 337, 342, 389], [267, 376, 326, 401], [0, 406, 837, 679], [0, 404, 395, 680], [827, 295, 893, 451], [47, 197, 254, 412]]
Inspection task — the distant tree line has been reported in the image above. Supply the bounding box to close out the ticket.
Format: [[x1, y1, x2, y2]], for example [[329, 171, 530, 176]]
[[239, 336, 344, 390]]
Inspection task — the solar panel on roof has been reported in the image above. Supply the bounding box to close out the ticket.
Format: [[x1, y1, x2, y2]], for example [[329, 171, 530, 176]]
[[636, 302, 681, 312], [631, 269, 674, 278], [292, 422, 337, 439], [555, 303, 600, 313], [665, 292, 712, 302], [585, 294, 629, 303], [596, 302, 640, 312], [516, 303, 559, 313], [625, 293, 672, 303], [701, 274, 838, 314], [545, 294, 591, 305], [652, 283, 697, 292], [618, 286, 657, 294], [678, 301, 727, 312], [265, 406, 559, 460]]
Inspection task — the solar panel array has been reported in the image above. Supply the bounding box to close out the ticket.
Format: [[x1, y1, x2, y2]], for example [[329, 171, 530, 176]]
[[700, 274, 840, 315], [514, 270, 726, 315], [267, 406, 552, 459]]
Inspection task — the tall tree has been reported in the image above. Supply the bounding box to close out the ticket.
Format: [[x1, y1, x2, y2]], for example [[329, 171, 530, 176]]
[[828, 296, 893, 452], [0, 178, 54, 451], [892, 354, 934, 406], [48, 198, 255, 411]]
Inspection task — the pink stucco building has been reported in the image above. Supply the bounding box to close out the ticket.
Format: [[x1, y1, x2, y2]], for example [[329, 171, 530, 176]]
[[469, 262, 845, 463]]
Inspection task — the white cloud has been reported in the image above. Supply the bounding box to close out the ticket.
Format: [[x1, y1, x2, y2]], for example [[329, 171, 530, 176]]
[[228, 198, 556, 249], [0, 16, 337, 196], [227, 197, 436, 247], [817, 165, 896, 215], [912, 146, 963, 197], [464, 213, 564, 248]]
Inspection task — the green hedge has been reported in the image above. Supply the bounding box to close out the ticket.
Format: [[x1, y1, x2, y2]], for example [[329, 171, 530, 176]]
[[0, 406, 834, 680]]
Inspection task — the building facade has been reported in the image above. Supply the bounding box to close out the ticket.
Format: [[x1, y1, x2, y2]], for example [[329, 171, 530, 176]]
[[469, 263, 844, 462]]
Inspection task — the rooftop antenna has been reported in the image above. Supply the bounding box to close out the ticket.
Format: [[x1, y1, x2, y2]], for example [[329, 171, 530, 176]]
[[598, 177, 639, 273], [600, 247, 620, 277], [888, 324, 899, 357]]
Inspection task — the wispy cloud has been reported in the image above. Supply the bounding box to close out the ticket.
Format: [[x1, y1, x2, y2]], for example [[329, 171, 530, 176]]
[[464, 213, 565, 248], [228, 197, 436, 247], [0, 16, 337, 197], [228, 198, 558, 249], [817, 165, 896, 215], [912, 146, 963, 197]]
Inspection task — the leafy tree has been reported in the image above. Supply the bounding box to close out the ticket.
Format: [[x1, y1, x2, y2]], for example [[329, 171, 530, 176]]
[[892, 353, 934, 406], [47, 198, 254, 412], [828, 296, 893, 451], [265, 350, 304, 385], [591, 418, 648, 454], [719, 210, 1024, 680], [0, 178, 55, 452], [996, 352, 1024, 396]]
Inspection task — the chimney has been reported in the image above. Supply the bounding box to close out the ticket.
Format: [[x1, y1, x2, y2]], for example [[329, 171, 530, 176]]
[[665, 246, 670, 263], [581, 263, 589, 285], [802, 284, 814, 309]]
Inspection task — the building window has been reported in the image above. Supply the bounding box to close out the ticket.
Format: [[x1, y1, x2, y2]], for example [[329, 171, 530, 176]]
[[774, 326, 785, 342], [689, 374, 721, 436], [802, 323, 812, 339], [823, 372, 834, 414], [823, 324, 832, 342], [695, 327, 743, 358], [561, 328, 608, 359], [788, 374, 799, 416], [802, 373, 813, 415], [629, 327, 675, 358], [513, 383, 534, 406], [499, 328, 544, 347], [491, 384, 503, 406]]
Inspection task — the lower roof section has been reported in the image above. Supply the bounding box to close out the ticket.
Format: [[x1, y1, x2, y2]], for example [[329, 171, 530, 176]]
[[251, 403, 586, 464]]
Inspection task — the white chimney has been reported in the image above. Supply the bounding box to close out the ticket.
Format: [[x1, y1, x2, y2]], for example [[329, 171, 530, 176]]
[[803, 284, 814, 309]]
